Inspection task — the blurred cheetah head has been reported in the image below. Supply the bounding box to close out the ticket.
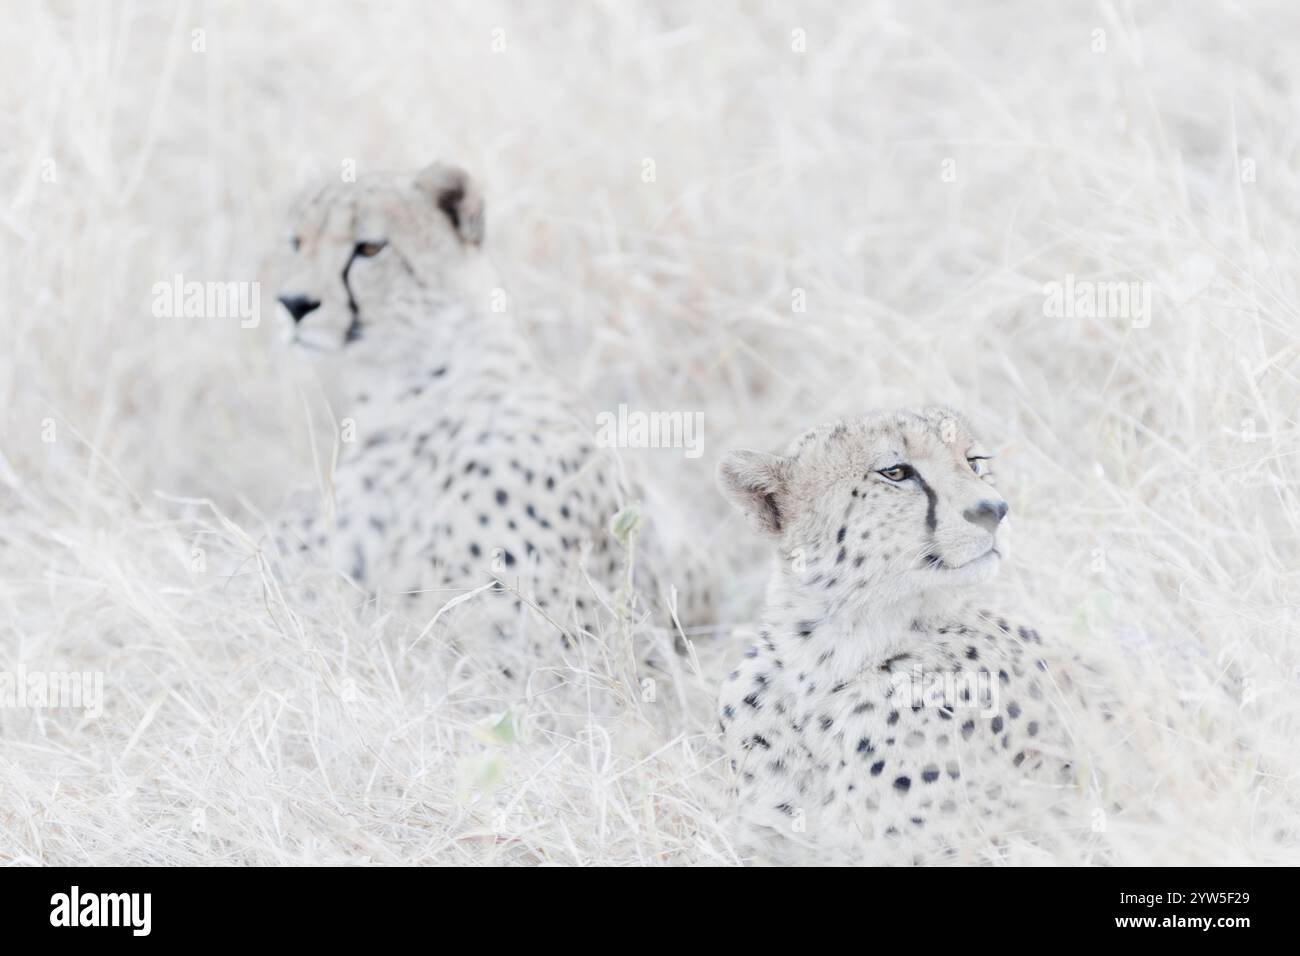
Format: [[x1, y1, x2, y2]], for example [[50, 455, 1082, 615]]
[[719, 407, 1009, 606], [276, 162, 485, 356]]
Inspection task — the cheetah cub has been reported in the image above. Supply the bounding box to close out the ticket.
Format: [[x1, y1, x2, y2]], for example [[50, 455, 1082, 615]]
[[273, 162, 706, 685], [717, 407, 1087, 864]]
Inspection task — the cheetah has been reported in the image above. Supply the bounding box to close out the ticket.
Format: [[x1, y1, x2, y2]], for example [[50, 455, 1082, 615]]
[[271, 161, 708, 687], [716, 407, 1091, 864]]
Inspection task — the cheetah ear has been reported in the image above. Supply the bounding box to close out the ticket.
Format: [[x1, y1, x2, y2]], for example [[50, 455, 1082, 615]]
[[415, 162, 485, 247], [718, 449, 790, 538]]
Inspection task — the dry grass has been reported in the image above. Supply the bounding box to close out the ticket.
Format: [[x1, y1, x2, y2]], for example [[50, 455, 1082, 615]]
[[1, 0, 1297, 865]]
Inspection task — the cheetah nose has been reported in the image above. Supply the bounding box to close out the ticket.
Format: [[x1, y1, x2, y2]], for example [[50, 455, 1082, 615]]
[[278, 294, 321, 323], [963, 499, 1008, 534]]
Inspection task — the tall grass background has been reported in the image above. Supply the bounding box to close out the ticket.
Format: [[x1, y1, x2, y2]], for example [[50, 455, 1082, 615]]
[[1, 0, 1296, 864]]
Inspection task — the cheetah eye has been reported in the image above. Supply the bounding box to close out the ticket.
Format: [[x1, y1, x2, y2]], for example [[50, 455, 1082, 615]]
[[355, 240, 388, 258], [877, 464, 914, 482], [967, 456, 990, 476]]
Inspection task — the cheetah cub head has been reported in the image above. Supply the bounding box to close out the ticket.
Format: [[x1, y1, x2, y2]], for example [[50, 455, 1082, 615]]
[[720, 407, 1009, 609], [276, 162, 486, 357]]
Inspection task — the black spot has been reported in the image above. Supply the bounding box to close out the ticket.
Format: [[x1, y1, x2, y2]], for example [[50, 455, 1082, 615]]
[[856, 737, 874, 755], [921, 765, 940, 783], [495, 489, 508, 505], [893, 776, 911, 793], [991, 715, 1004, 734], [870, 760, 885, 776], [837, 526, 847, 543]]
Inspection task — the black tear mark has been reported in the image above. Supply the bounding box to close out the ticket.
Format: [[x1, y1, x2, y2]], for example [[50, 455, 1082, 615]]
[[913, 467, 938, 532], [341, 247, 362, 342]]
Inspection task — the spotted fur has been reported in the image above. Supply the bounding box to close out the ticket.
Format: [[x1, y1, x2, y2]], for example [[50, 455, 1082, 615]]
[[717, 407, 1090, 863], [272, 162, 710, 688]]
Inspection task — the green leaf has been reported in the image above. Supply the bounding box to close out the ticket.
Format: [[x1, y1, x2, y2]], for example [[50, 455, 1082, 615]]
[[609, 502, 643, 549]]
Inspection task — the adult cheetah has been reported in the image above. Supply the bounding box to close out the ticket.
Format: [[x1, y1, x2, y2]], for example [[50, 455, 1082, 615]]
[[716, 407, 1091, 864], [271, 161, 709, 687]]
